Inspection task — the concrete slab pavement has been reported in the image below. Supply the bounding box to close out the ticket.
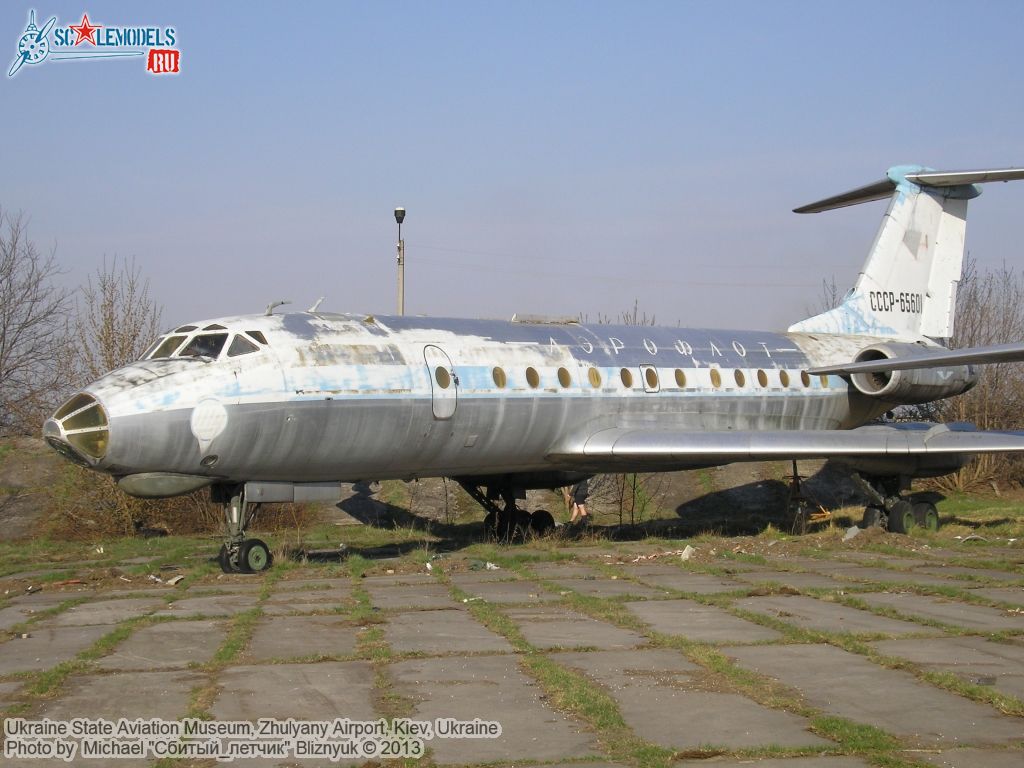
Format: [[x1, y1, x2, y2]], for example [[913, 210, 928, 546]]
[[724, 643, 1023, 746], [554, 648, 829, 750], [390, 654, 599, 764], [383, 608, 513, 654], [734, 594, 937, 636], [627, 599, 783, 643]]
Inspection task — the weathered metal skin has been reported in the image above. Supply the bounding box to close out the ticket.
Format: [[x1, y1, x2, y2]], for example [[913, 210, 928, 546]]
[[45, 312, 912, 494]]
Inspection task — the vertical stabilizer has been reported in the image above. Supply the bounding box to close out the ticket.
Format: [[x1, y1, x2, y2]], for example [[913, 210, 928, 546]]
[[789, 165, 1024, 340]]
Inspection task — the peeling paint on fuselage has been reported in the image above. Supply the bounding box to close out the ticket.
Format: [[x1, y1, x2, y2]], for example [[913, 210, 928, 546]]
[[81, 312, 891, 483]]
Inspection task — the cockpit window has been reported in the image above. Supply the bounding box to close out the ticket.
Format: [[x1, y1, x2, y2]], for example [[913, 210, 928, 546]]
[[150, 335, 187, 359], [179, 333, 228, 359], [140, 338, 162, 359], [203, 323, 227, 331], [247, 330, 268, 345], [174, 325, 197, 333], [227, 335, 260, 357]]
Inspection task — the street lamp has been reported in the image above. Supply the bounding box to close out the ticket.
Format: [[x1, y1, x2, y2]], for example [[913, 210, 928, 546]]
[[394, 207, 406, 315]]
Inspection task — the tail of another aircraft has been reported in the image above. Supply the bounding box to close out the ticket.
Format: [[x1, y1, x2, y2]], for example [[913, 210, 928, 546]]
[[789, 166, 1024, 341]]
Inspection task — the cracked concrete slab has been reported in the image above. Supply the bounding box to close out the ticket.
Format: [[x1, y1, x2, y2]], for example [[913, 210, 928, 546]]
[[246, 615, 360, 662], [262, 586, 353, 616], [918, 747, 1024, 767], [551, 577, 668, 599], [971, 587, 1024, 606], [187, 582, 266, 594], [42, 597, 165, 627], [36, 669, 204, 767], [914, 567, 1023, 584], [724, 643, 1023, 745], [449, 569, 518, 584], [364, 583, 458, 610], [554, 648, 829, 750], [528, 562, 604, 579], [870, 635, 1024, 699], [97, 620, 225, 670], [0, 624, 109, 674], [361, 573, 436, 587], [457, 580, 560, 604], [734, 594, 933, 636], [384, 608, 513, 654], [734, 570, 850, 590], [823, 566, 960, 588], [506, 606, 647, 650], [155, 594, 260, 618], [627, 599, 783, 643], [212, 661, 375, 766], [274, 577, 354, 592], [857, 592, 1024, 632], [632, 569, 747, 594], [213, 660, 375, 719], [0, 680, 22, 709], [390, 654, 598, 764]]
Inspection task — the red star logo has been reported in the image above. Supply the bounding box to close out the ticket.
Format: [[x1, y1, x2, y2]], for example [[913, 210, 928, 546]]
[[69, 13, 102, 46]]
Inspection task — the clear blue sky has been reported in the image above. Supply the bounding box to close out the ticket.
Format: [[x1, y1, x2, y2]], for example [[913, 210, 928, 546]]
[[3, 1, 1023, 332]]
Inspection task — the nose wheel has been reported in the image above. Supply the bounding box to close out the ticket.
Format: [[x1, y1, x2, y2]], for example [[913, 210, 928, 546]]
[[216, 488, 273, 573]]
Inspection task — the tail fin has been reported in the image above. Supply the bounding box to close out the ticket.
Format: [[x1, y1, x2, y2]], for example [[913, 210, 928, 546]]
[[789, 165, 1024, 340]]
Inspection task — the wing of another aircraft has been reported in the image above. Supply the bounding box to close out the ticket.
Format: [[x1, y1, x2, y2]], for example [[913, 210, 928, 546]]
[[808, 341, 1024, 376], [546, 422, 1024, 470]]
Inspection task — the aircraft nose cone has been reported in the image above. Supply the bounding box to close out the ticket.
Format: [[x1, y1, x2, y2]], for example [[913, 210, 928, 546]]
[[43, 393, 110, 466]]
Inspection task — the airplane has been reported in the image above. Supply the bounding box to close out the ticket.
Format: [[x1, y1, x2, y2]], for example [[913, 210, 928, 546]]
[[43, 164, 1024, 573]]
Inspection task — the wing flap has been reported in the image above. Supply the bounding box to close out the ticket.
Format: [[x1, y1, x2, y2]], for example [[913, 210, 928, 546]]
[[548, 423, 1024, 467]]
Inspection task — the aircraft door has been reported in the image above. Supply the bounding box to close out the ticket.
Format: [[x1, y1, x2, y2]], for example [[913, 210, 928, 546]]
[[423, 345, 458, 419]]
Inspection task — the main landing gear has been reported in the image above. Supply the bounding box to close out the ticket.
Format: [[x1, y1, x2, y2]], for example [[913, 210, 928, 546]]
[[213, 486, 273, 574], [852, 473, 940, 534], [458, 481, 555, 543]]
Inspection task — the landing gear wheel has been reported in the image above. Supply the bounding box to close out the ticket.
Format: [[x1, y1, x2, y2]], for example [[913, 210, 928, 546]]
[[913, 502, 939, 532], [238, 539, 272, 573], [530, 509, 555, 536], [887, 500, 915, 534], [861, 506, 885, 529], [217, 544, 238, 574]]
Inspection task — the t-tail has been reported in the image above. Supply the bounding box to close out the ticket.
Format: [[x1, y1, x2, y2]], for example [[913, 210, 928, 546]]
[[790, 165, 1024, 341]]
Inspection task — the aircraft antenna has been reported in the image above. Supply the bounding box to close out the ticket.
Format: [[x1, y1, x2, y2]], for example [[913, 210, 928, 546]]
[[308, 296, 325, 312], [264, 300, 291, 316]]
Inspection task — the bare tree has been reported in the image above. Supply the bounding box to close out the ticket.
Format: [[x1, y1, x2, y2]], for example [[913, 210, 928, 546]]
[[933, 256, 1024, 490], [0, 210, 73, 434], [75, 256, 162, 381]]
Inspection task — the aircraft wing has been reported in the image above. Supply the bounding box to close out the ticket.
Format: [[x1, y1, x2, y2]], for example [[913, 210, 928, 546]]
[[546, 423, 1024, 469], [808, 342, 1024, 376]]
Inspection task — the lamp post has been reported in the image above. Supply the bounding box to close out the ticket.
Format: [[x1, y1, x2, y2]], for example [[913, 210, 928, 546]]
[[394, 207, 406, 315]]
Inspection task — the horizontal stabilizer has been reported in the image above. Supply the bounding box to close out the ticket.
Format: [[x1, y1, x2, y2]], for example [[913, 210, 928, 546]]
[[793, 178, 894, 214], [905, 168, 1024, 187], [794, 166, 1024, 214], [808, 341, 1024, 376], [547, 423, 1024, 469]]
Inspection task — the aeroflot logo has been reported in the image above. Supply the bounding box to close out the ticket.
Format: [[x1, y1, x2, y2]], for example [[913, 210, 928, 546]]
[[8, 9, 179, 78]]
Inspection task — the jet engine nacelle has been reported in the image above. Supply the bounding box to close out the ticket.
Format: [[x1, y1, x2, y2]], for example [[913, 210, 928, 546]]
[[849, 343, 977, 404]]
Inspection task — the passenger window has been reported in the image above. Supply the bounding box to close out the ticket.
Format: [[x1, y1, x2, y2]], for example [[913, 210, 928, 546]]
[[150, 335, 187, 359], [227, 335, 260, 357], [179, 333, 228, 359]]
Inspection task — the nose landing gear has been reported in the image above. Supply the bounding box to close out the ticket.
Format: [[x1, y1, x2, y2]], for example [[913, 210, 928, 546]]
[[214, 486, 273, 573]]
